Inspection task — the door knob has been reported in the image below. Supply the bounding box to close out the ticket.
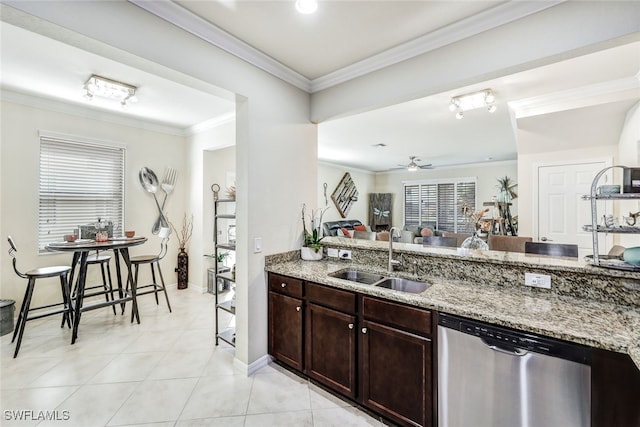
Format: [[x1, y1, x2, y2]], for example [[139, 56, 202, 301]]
[[541, 237, 553, 242], [348, 323, 354, 329], [361, 327, 368, 334], [281, 283, 287, 288], [296, 306, 301, 312]]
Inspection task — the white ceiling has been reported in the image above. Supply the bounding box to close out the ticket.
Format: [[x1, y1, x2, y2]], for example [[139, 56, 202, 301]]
[[1, 1, 639, 169], [173, 0, 504, 80]]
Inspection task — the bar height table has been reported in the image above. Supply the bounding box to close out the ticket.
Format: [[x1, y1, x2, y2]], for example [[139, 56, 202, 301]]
[[47, 237, 147, 344]]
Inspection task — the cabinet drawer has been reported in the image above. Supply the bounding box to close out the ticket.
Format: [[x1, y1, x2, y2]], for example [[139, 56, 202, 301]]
[[269, 273, 303, 298], [362, 296, 431, 337], [307, 282, 356, 314]]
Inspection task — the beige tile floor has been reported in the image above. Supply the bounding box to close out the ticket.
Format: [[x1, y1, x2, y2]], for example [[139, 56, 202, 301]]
[[1, 287, 387, 426]]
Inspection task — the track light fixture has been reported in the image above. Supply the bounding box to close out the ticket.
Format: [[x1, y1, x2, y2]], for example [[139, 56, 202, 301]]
[[449, 89, 496, 119]]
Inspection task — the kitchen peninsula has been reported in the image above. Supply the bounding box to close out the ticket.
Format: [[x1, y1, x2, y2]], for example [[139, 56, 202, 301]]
[[265, 237, 640, 427]]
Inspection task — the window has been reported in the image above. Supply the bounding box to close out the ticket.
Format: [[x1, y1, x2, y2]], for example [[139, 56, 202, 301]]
[[39, 133, 125, 251], [404, 178, 476, 233]]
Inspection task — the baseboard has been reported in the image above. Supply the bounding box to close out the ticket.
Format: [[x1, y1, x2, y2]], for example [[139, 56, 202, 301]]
[[170, 282, 208, 294], [233, 354, 272, 376]]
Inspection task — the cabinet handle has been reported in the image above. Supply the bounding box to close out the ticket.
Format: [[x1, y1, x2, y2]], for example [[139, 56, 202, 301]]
[[281, 283, 287, 288], [361, 327, 368, 334], [348, 323, 354, 329], [296, 306, 301, 312]]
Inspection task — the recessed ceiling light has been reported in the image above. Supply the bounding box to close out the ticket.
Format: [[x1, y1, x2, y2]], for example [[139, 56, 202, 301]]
[[295, 0, 318, 14]]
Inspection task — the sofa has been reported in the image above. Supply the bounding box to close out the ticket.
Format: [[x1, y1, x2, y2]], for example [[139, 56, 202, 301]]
[[402, 224, 444, 244], [322, 219, 365, 237]]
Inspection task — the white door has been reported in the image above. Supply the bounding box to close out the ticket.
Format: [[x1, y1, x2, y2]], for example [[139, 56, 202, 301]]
[[537, 161, 610, 253]]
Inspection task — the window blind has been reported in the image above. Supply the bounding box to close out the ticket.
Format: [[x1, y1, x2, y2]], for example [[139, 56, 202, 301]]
[[403, 179, 476, 233], [39, 136, 125, 251]]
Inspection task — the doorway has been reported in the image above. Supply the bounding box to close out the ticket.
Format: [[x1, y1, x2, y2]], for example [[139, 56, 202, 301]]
[[536, 160, 612, 253]]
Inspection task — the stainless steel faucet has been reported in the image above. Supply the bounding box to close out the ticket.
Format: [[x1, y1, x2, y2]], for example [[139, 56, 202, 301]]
[[388, 226, 403, 272]]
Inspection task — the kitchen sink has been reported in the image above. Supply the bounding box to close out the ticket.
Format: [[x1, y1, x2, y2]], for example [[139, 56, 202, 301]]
[[329, 268, 429, 293], [373, 277, 429, 293], [329, 268, 386, 285]]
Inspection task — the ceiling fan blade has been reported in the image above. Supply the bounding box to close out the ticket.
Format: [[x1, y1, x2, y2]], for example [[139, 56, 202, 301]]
[[418, 164, 433, 169]]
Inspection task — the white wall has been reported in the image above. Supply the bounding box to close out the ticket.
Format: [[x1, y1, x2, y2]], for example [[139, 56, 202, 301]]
[[2, 2, 316, 369], [517, 145, 617, 238], [202, 145, 237, 291], [311, 1, 640, 123], [517, 101, 640, 242], [317, 163, 375, 226], [617, 102, 640, 248], [374, 161, 518, 229], [188, 119, 236, 293], [0, 100, 187, 308]]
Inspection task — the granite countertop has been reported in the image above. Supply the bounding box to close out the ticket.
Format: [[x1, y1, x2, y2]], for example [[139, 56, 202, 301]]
[[320, 236, 640, 279], [265, 258, 640, 370]]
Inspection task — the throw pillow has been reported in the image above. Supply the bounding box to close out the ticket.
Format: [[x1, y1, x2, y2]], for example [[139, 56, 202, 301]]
[[340, 227, 352, 238], [353, 224, 367, 232], [376, 231, 390, 241], [420, 228, 433, 237]]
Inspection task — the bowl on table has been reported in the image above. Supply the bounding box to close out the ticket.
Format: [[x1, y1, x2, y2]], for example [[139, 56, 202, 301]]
[[124, 230, 135, 238], [64, 234, 78, 242]]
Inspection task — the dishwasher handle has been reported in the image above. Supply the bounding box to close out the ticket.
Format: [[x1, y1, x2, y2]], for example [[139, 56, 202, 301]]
[[481, 337, 529, 356]]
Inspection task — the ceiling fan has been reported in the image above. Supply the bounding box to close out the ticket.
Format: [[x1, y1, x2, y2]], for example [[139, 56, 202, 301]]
[[392, 156, 433, 172]]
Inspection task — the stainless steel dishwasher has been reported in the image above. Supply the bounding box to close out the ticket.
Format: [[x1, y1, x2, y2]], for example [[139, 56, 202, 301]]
[[438, 313, 591, 427]]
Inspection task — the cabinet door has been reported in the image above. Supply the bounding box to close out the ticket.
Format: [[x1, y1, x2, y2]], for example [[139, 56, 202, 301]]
[[268, 291, 303, 371], [305, 303, 357, 399], [361, 320, 432, 427], [591, 348, 640, 427]]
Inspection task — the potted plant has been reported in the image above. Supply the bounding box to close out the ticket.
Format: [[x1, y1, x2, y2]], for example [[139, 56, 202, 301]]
[[301, 203, 327, 261], [496, 176, 518, 203]]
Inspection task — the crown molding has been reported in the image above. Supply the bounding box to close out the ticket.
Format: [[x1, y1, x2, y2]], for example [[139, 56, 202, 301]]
[[509, 76, 640, 118], [129, 0, 312, 92], [185, 112, 236, 137], [0, 88, 216, 137], [310, 1, 565, 93], [130, 0, 564, 94]]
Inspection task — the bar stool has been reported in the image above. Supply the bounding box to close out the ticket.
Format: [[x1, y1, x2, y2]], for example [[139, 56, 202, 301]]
[[7, 236, 72, 358], [76, 251, 116, 315], [127, 227, 172, 312]]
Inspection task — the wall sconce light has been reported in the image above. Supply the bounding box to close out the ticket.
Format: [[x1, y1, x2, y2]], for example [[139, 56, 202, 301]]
[[449, 89, 496, 119], [84, 74, 138, 108]]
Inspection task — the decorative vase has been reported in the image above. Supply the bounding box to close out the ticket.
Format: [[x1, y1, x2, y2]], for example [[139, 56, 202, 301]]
[[177, 248, 188, 289], [301, 246, 323, 261], [461, 232, 489, 250]]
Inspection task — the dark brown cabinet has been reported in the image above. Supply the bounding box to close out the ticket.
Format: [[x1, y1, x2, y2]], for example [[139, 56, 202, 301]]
[[267, 273, 434, 427], [305, 282, 358, 398], [306, 302, 357, 398], [268, 274, 304, 371], [361, 296, 433, 427], [591, 348, 640, 427]]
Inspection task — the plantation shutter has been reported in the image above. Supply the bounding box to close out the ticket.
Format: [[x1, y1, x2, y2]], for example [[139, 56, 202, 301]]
[[39, 135, 125, 251], [403, 179, 476, 233], [457, 181, 477, 233], [404, 185, 420, 225], [420, 184, 437, 228], [437, 183, 456, 232]]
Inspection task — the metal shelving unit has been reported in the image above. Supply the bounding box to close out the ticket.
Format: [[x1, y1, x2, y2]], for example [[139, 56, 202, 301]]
[[582, 165, 640, 271], [214, 197, 236, 347]]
